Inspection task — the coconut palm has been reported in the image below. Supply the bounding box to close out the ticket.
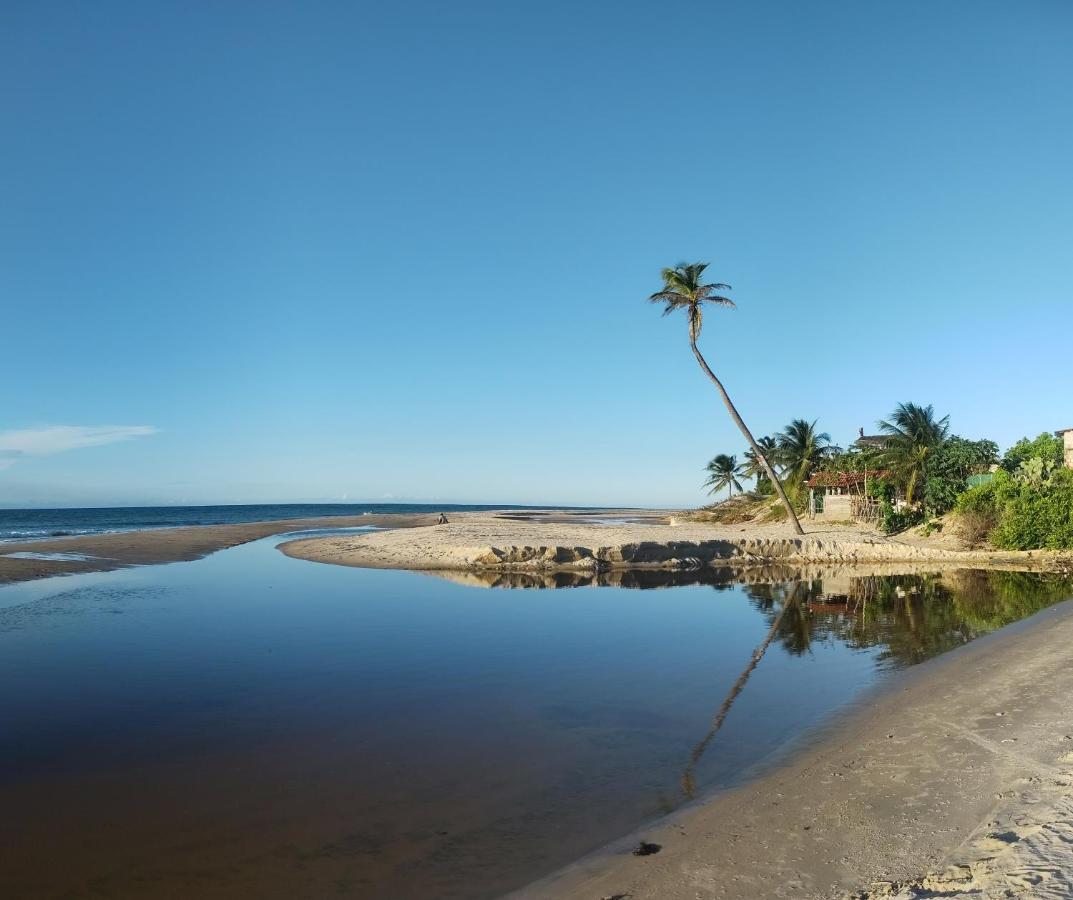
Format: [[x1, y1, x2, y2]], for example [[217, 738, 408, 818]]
[[743, 435, 778, 492], [776, 418, 834, 489], [876, 402, 950, 503], [649, 262, 804, 535], [704, 454, 745, 500]]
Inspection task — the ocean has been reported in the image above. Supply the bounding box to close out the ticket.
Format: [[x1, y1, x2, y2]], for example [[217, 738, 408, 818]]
[[0, 503, 596, 542]]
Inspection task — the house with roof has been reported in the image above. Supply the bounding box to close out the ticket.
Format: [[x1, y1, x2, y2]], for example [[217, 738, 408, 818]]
[[807, 469, 891, 522], [854, 427, 886, 451], [1057, 428, 1073, 469]]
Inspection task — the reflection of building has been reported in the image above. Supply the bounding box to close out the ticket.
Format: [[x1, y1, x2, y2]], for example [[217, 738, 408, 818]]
[[813, 572, 857, 599], [1057, 428, 1073, 469]]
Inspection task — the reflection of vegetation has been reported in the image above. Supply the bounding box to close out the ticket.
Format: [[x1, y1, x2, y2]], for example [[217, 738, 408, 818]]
[[676, 569, 1073, 803], [426, 565, 802, 591], [744, 570, 1073, 669]]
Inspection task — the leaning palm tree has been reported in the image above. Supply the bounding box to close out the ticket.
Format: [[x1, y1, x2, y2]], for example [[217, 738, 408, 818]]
[[650, 262, 804, 534], [776, 418, 833, 490], [704, 454, 745, 501], [876, 402, 950, 503]]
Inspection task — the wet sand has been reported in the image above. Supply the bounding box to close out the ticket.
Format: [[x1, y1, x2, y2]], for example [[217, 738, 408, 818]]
[[512, 596, 1073, 900], [0, 513, 434, 584]]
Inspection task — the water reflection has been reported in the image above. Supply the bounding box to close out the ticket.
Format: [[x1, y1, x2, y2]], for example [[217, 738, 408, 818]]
[[428, 566, 1073, 670], [748, 568, 1073, 667], [428, 566, 1073, 805], [2, 547, 1071, 900]]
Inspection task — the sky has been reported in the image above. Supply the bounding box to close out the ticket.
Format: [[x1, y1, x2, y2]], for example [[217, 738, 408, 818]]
[[2, 0, 1072, 509]]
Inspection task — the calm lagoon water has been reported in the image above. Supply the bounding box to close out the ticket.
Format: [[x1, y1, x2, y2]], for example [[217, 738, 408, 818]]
[[1, 529, 1070, 899]]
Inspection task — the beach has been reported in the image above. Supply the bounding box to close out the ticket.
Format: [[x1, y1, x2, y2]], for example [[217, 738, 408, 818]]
[[6, 510, 1067, 589], [5, 510, 1073, 898], [0, 512, 435, 584], [279, 510, 1073, 574], [512, 593, 1073, 900]]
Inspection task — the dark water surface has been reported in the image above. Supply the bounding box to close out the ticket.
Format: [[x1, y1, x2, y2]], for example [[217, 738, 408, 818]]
[[1, 532, 1070, 899]]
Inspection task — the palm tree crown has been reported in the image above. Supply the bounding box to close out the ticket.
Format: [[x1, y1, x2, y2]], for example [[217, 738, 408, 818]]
[[776, 419, 834, 488], [704, 454, 744, 500], [743, 435, 779, 478], [876, 402, 950, 502], [649, 262, 735, 341]]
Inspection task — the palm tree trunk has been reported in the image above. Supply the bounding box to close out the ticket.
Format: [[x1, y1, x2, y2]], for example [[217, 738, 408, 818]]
[[689, 336, 805, 536]]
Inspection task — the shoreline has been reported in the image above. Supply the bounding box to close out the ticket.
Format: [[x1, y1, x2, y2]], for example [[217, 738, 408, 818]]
[[510, 596, 1073, 899], [0, 512, 438, 585], [278, 511, 1073, 574]]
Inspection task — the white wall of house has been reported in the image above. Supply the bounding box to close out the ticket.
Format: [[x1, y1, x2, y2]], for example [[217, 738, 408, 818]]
[[815, 492, 853, 521], [1064, 431, 1073, 469]]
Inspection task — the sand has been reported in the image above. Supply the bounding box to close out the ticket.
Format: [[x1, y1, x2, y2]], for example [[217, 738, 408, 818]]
[[279, 510, 1072, 573], [510, 597, 1073, 900], [0, 512, 434, 584]]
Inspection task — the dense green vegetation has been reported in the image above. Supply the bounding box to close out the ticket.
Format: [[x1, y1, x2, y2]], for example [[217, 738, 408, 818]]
[[875, 402, 949, 504], [706, 407, 1069, 549], [1001, 432, 1064, 472], [922, 436, 999, 518], [956, 465, 1073, 550]]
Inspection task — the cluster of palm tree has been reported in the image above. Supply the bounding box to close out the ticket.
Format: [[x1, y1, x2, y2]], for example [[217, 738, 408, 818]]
[[649, 261, 953, 526], [873, 402, 950, 503], [704, 419, 838, 501]]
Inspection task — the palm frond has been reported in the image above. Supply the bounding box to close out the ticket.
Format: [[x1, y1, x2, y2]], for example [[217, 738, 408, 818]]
[[647, 260, 739, 343]]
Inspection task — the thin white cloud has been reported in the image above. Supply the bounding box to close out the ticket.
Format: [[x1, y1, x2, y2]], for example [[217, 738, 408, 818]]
[[0, 425, 157, 469]]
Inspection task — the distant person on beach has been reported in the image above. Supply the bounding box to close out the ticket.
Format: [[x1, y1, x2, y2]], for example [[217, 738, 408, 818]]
[[437, 513, 448, 525]]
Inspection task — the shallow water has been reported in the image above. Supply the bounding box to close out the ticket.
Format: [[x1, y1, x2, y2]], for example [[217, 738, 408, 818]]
[[0, 532, 1069, 899]]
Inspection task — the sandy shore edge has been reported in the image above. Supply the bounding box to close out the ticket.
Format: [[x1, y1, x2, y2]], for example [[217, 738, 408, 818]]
[[0, 512, 435, 584], [278, 512, 1073, 574], [509, 597, 1073, 899]]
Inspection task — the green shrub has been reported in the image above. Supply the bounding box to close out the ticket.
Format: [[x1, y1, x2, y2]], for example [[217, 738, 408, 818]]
[[989, 468, 1073, 550], [954, 479, 1000, 545], [918, 520, 943, 537], [867, 478, 894, 501], [923, 436, 999, 518], [762, 501, 788, 523], [1002, 433, 1063, 472], [880, 500, 922, 535], [955, 468, 1073, 550]]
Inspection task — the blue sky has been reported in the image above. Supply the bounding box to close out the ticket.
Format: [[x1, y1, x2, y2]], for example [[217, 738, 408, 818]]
[[3, 0, 1071, 508]]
